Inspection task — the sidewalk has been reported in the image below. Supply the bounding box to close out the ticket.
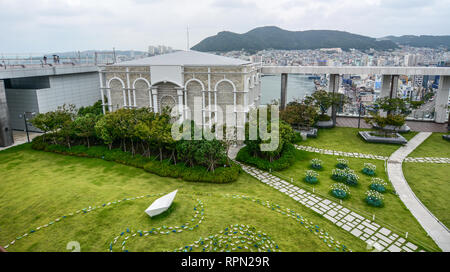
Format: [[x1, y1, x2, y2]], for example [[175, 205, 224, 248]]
[[387, 132, 450, 252]]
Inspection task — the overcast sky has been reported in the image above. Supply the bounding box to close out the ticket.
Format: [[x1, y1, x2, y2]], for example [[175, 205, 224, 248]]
[[1, 0, 449, 54]]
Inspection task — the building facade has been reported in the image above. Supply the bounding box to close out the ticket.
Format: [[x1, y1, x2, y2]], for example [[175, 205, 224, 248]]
[[99, 51, 262, 128]]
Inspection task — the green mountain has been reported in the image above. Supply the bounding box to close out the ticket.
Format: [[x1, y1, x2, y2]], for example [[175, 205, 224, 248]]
[[191, 26, 398, 52], [382, 35, 450, 49]]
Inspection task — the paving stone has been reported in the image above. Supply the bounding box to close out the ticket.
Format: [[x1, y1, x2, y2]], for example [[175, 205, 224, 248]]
[[351, 229, 362, 237], [379, 227, 391, 236], [344, 215, 355, 222], [387, 245, 401, 252], [405, 242, 418, 251]]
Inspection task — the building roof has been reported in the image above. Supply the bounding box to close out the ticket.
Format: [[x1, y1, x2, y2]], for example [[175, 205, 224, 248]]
[[113, 50, 251, 67]]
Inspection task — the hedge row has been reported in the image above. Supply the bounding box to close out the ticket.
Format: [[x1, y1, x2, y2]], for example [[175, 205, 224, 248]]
[[31, 136, 241, 184], [236, 143, 297, 171]]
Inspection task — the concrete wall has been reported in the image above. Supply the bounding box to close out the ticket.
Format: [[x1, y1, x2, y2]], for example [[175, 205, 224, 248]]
[[37, 72, 100, 112], [0, 80, 14, 146], [5, 88, 40, 131]]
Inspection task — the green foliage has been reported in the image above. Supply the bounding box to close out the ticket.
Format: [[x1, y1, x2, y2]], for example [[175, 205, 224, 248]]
[[304, 170, 319, 184], [330, 183, 350, 199], [236, 143, 297, 171], [365, 190, 384, 207], [280, 99, 318, 129], [31, 136, 240, 183], [78, 100, 103, 116], [73, 113, 99, 147]]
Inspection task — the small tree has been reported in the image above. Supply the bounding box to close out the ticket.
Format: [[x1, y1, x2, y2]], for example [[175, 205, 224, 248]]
[[365, 97, 410, 137], [280, 99, 318, 130], [194, 139, 226, 172], [73, 113, 98, 147], [305, 90, 332, 120]]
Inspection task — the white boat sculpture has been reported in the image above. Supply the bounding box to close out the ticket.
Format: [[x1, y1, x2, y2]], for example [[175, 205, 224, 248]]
[[145, 190, 178, 217]]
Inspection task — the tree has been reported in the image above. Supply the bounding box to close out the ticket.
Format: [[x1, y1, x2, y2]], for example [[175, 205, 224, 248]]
[[365, 97, 410, 137], [280, 99, 318, 130], [73, 113, 98, 147], [305, 89, 332, 120], [176, 140, 199, 167], [78, 100, 103, 116], [194, 139, 226, 172], [95, 113, 117, 150]]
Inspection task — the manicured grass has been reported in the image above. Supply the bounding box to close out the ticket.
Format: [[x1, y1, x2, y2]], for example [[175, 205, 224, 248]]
[[403, 162, 450, 229], [0, 144, 370, 252], [300, 127, 417, 157], [276, 150, 439, 251], [407, 133, 450, 158]]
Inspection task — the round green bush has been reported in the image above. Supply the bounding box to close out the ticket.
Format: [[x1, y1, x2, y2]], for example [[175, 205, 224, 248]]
[[332, 189, 348, 199], [365, 190, 384, 207], [370, 183, 386, 193]]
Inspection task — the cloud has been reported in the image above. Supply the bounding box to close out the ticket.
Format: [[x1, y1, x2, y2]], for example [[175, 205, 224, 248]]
[[0, 0, 448, 53]]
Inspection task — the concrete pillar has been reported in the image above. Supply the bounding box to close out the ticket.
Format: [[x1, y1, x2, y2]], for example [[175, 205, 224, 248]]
[[435, 75, 450, 123], [391, 75, 399, 98], [328, 74, 339, 123], [0, 80, 14, 147], [99, 71, 106, 114], [380, 75, 391, 98], [280, 73, 287, 110]]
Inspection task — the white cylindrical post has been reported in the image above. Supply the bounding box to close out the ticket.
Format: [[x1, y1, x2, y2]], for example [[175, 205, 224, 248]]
[[152, 88, 158, 113], [99, 71, 105, 114]]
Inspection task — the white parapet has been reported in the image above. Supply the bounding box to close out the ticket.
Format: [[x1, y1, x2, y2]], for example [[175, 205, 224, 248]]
[[145, 190, 178, 217]]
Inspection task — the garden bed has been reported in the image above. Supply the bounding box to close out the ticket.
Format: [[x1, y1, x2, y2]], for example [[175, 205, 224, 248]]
[[372, 123, 411, 133], [315, 120, 334, 129], [294, 127, 318, 138], [31, 136, 241, 183], [236, 143, 297, 171], [358, 131, 407, 145]]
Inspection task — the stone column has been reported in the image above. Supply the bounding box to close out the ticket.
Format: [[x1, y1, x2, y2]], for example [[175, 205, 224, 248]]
[[0, 80, 13, 147], [280, 73, 288, 110], [177, 88, 184, 122], [435, 75, 450, 124], [391, 75, 399, 98], [152, 88, 159, 113]]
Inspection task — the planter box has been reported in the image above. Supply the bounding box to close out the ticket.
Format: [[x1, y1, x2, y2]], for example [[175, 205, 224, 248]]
[[372, 123, 411, 133], [315, 120, 334, 128], [359, 131, 407, 145], [443, 135, 450, 141], [294, 128, 318, 138]]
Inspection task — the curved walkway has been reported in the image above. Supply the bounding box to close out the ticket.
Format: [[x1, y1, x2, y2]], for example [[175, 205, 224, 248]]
[[387, 132, 450, 252]]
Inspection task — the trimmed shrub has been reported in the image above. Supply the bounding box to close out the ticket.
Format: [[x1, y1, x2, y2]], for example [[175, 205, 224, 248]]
[[236, 143, 297, 171], [310, 158, 323, 170], [362, 163, 376, 176], [365, 190, 384, 207], [31, 137, 240, 183], [336, 158, 349, 169], [330, 183, 350, 199], [304, 170, 319, 184], [370, 178, 387, 193]]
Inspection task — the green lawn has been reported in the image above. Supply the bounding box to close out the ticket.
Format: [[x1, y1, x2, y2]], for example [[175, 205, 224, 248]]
[[276, 150, 439, 251], [0, 144, 372, 252], [403, 162, 450, 229], [407, 133, 450, 158], [300, 127, 417, 157]]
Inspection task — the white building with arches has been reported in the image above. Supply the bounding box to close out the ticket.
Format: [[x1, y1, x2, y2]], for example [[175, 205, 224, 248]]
[[99, 50, 262, 127]]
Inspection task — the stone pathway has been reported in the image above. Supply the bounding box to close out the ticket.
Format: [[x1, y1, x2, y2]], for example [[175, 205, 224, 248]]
[[238, 162, 423, 252], [387, 132, 450, 252], [404, 157, 450, 164], [295, 144, 388, 160], [295, 144, 450, 164]]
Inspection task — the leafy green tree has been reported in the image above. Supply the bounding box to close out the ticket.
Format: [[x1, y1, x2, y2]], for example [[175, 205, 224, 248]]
[[73, 113, 98, 147], [281, 99, 318, 130], [78, 100, 103, 116], [95, 113, 117, 150], [194, 139, 226, 172]]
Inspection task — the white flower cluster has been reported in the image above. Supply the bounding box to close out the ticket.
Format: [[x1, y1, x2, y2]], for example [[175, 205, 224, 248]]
[[370, 177, 387, 186], [330, 183, 350, 193], [305, 170, 319, 178], [337, 158, 349, 165], [311, 158, 323, 166], [366, 190, 384, 200], [364, 163, 377, 171]]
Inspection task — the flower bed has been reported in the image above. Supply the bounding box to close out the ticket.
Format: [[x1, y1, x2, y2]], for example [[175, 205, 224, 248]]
[[310, 158, 323, 170], [304, 170, 319, 184], [365, 190, 384, 207], [331, 168, 359, 186], [330, 183, 350, 199], [336, 158, 349, 169], [362, 163, 376, 176], [236, 143, 297, 171], [369, 178, 387, 193]]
